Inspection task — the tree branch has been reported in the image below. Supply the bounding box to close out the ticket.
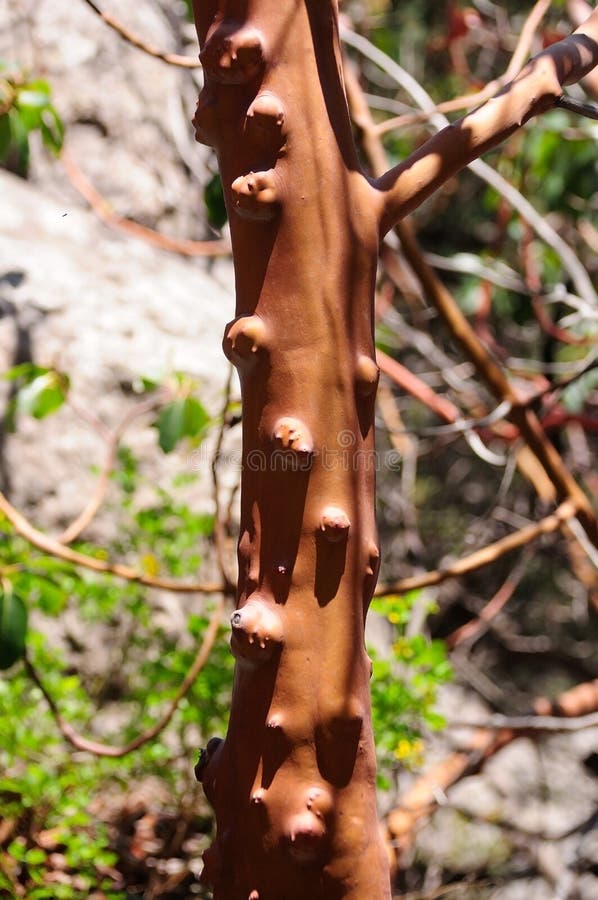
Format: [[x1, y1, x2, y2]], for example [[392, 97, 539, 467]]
[[386, 678, 598, 870], [447, 710, 598, 733], [81, 0, 201, 69], [376, 10, 598, 230], [375, 501, 577, 596], [23, 596, 225, 757], [374, 0, 552, 135], [0, 489, 227, 595], [62, 151, 230, 258], [345, 62, 598, 550], [59, 394, 163, 544]]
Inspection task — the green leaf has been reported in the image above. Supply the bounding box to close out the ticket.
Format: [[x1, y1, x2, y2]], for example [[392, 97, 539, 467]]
[[3, 362, 48, 382], [7, 107, 29, 175], [156, 399, 186, 453], [182, 395, 210, 437], [156, 397, 209, 453], [0, 113, 10, 160], [0, 589, 27, 670], [561, 369, 598, 414], [40, 106, 64, 155], [204, 173, 228, 230], [17, 371, 69, 419]]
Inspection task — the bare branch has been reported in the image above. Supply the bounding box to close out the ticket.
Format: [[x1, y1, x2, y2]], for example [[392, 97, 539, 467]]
[[342, 25, 598, 308], [375, 11, 598, 229], [448, 710, 598, 733], [24, 597, 224, 757], [0, 488, 227, 595], [59, 394, 163, 544], [346, 59, 598, 551], [374, 0, 551, 134], [375, 501, 577, 596], [386, 678, 598, 870], [556, 92, 598, 118], [81, 0, 201, 69], [62, 151, 230, 258]]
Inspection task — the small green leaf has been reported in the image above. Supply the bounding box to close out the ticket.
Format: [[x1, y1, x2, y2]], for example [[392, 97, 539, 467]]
[[17, 371, 69, 419], [204, 173, 228, 230], [182, 396, 210, 438], [3, 362, 48, 382], [156, 397, 209, 453], [0, 589, 27, 670], [40, 106, 64, 155], [156, 400, 186, 453], [0, 113, 11, 160]]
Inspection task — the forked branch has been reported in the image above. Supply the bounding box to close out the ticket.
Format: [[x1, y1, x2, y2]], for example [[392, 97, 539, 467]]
[[376, 10, 598, 231]]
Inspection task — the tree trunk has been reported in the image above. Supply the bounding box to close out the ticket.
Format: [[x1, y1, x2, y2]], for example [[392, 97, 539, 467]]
[[191, 1, 390, 897], [190, 1, 598, 896]]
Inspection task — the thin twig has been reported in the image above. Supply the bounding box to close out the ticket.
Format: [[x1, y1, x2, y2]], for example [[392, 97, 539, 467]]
[[385, 677, 598, 868], [374, 0, 551, 134], [341, 26, 598, 309], [447, 710, 598, 733], [81, 0, 201, 68], [59, 393, 164, 544], [211, 367, 236, 593], [556, 93, 598, 119], [23, 596, 225, 757], [377, 348, 461, 425], [62, 150, 230, 258], [0, 489, 227, 595], [375, 501, 577, 595], [446, 552, 529, 649]]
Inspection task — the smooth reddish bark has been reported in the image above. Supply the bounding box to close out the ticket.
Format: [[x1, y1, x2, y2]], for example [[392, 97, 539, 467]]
[[190, 3, 598, 898], [192, 2, 389, 897]]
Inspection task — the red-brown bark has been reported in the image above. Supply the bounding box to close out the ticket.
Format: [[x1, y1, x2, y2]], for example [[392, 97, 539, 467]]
[[192, 2, 389, 897], [190, 3, 598, 897]]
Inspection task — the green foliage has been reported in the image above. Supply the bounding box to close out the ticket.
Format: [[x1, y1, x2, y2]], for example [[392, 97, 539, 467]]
[[0, 64, 64, 176], [0, 455, 231, 895], [0, 636, 125, 899], [3, 363, 70, 431], [151, 374, 211, 453], [203, 172, 228, 230], [369, 593, 452, 788], [0, 586, 27, 669]]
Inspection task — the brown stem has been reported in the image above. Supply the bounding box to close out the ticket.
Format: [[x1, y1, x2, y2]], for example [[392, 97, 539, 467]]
[[23, 597, 224, 758], [374, 0, 552, 135], [62, 150, 230, 258], [191, 1, 390, 896], [376, 11, 598, 228], [445, 556, 528, 649], [375, 501, 577, 595], [81, 0, 201, 68], [0, 488, 226, 595], [211, 366, 237, 592]]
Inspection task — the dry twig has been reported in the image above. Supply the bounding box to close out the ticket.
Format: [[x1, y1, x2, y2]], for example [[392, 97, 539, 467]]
[[62, 151, 230, 258], [24, 597, 225, 757], [0, 488, 226, 595], [375, 501, 577, 595], [81, 0, 201, 68]]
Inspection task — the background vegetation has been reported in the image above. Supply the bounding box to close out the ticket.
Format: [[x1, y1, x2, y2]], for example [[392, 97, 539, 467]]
[[1, 1, 598, 897]]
